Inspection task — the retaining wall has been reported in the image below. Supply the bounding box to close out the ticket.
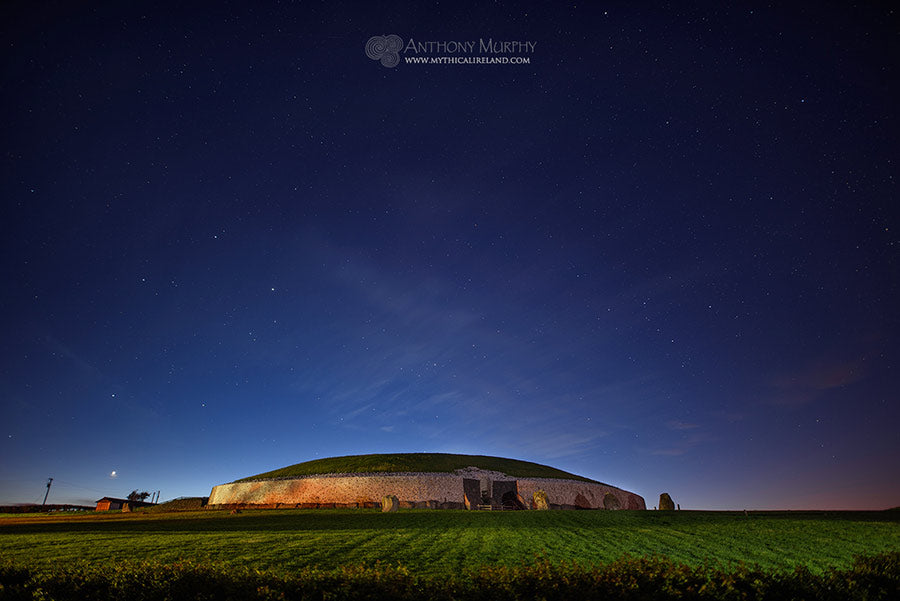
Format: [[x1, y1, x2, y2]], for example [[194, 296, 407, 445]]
[[208, 468, 645, 510]]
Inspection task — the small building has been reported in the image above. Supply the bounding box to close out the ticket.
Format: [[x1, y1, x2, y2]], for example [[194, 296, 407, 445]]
[[95, 497, 155, 511], [95, 497, 128, 511]]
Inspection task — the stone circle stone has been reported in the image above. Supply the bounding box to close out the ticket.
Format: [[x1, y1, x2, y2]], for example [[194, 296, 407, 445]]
[[658, 492, 675, 511]]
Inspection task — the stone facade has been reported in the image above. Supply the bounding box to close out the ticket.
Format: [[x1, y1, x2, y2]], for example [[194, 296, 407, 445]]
[[208, 467, 646, 510]]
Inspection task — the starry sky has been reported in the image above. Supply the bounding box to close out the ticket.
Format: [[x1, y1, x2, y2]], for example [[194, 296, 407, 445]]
[[1, 2, 897, 510]]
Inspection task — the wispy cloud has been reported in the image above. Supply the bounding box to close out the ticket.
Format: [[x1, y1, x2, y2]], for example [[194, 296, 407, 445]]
[[515, 429, 611, 460], [286, 233, 687, 466], [648, 432, 714, 456], [44, 335, 100, 377], [650, 447, 689, 456], [765, 356, 869, 407], [667, 420, 700, 431]]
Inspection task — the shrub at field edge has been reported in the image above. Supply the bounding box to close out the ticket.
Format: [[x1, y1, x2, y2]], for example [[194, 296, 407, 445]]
[[1, 553, 898, 601]]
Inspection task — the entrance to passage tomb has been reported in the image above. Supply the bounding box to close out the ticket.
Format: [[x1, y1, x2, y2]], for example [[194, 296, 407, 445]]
[[500, 490, 525, 510], [463, 478, 482, 509], [491, 480, 521, 509], [463, 478, 523, 509]]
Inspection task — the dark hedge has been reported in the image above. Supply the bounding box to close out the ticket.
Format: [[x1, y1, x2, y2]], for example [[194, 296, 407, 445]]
[[1, 552, 897, 600]]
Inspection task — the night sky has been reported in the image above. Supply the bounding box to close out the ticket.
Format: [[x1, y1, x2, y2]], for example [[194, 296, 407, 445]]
[[1, 2, 897, 510]]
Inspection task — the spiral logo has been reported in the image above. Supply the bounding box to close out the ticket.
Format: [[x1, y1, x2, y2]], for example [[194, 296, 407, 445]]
[[365, 35, 403, 68]]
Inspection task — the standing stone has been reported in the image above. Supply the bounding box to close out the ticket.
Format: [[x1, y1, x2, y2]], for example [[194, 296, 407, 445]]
[[463, 479, 481, 510], [658, 493, 675, 511], [381, 495, 399, 512], [532, 489, 549, 510]]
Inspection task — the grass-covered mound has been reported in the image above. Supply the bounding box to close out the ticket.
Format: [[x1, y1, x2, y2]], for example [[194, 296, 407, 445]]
[[236, 453, 598, 483], [142, 497, 208, 512]]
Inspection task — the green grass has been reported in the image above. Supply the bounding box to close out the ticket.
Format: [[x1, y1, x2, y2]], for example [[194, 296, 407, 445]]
[[5, 553, 898, 601], [236, 452, 599, 483], [1, 509, 897, 577]]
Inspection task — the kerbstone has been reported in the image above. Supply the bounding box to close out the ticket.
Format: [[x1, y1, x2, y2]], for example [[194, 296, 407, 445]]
[[381, 495, 398, 512]]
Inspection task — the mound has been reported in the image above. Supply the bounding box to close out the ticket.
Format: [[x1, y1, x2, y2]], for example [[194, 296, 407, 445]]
[[144, 497, 209, 512], [210, 453, 646, 511], [236, 453, 598, 483]]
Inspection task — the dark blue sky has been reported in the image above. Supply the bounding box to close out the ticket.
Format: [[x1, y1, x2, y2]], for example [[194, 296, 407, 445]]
[[1, 2, 897, 510]]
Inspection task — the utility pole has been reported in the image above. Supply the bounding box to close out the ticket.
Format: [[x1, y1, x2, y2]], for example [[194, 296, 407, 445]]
[[41, 477, 53, 508]]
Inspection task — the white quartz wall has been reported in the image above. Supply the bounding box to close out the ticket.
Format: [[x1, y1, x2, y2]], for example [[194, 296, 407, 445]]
[[209, 469, 645, 509]]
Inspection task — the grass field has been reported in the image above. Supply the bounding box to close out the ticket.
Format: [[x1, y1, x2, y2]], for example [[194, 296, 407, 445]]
[[1, 508, 897, 577]]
